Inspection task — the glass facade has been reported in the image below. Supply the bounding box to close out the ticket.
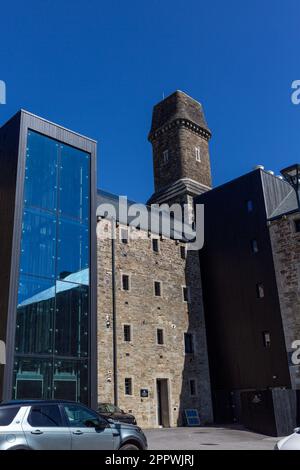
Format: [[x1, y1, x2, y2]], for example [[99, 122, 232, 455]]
[[13, 130, 91, 403]]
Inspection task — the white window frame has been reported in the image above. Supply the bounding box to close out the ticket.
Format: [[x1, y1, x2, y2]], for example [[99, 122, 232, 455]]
[[195, 146, 201, 162]]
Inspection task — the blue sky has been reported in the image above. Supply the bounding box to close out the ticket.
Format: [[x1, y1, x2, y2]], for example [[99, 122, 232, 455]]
[[0, 0, 299, 202]]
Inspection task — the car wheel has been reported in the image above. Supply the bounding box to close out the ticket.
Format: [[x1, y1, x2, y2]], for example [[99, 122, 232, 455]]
[[119, 443, 139, 450]]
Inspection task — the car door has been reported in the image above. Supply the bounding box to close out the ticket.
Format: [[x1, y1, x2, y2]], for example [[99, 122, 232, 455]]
[[22, 404, 71, 450], [63, 403, 115, 450]]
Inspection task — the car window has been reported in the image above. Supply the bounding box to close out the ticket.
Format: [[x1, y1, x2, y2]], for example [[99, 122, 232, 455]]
[[64, 404, 101, 428], [28, 405, 63, 427], [0, 407, 21, 426]]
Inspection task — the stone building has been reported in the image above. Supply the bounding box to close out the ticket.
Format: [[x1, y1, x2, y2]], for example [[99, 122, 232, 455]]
[[269, 189, 300, 389], [96, 91, 214, 428]]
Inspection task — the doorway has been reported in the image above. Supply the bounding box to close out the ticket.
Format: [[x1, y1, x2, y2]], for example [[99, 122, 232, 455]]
[[156, 379, 170, 427]]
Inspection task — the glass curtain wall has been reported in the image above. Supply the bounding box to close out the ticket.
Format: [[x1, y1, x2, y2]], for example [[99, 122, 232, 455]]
[[12, 130, 90, 403]]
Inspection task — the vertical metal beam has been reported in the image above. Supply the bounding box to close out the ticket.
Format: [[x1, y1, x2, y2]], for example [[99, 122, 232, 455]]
[[111, 220, 118, 406]]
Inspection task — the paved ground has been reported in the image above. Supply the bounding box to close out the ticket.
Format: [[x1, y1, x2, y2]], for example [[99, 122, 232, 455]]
[[145, 425, 280, 450]]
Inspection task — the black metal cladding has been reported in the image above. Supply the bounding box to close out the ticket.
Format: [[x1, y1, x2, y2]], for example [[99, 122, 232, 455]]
[[196, 169, 291, 395]]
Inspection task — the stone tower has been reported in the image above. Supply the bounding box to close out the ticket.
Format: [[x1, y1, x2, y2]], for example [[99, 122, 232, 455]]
[[148, 90, 212, 217]]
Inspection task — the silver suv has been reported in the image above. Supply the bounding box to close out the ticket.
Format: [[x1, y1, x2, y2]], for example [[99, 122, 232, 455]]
[[0, 400, 147, 450]]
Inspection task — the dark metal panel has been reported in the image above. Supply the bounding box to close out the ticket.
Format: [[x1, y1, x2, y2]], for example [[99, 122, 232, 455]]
[[196, 170, 291, 402], [0, 112, 21, 399]]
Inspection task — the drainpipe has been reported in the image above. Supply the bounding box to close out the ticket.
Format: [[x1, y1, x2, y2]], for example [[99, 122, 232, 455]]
[[111, 220, 118, 406]]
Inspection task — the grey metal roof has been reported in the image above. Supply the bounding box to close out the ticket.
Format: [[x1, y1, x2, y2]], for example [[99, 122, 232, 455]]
[[268, 189, 298, 219], [96, 189, 195, 241]]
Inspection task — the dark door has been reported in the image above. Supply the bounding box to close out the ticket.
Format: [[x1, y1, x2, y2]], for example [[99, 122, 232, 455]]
[[157, 379, 170, 427]]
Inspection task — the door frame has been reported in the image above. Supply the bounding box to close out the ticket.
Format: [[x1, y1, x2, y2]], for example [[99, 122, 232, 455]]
[[155, 377, 171, 427]]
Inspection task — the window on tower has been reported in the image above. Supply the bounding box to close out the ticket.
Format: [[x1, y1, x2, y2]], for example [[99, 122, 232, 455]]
[[163, 149, 169, 163], [195, 147, 201, 162]]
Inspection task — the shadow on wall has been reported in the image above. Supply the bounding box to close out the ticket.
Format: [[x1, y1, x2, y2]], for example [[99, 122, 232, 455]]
[[177, 248, 212, 427]]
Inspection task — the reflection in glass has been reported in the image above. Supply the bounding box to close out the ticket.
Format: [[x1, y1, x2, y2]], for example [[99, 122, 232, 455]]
[[53, 360, 88, 403], [55, 280, 89, 357], [60, 145, 90, 222], [24, 131, 58, 211], [13, 358, 88, 403], [57, 218, 89, 281], [16, 275, 55, 355], [20, 208, 56, 279]]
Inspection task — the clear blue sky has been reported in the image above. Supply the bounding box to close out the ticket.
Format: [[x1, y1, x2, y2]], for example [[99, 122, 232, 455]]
[[0, 0, 299, 202]]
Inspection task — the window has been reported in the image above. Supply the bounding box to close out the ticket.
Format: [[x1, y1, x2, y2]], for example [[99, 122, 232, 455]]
[[152, 238, 159, 252], [163, 149, 169, 163], [180, 245, 186, 260], [263, 331, 271, 348], [195, 147, 201, 162], [295, 219, 300, 233], [64, 404, 102, 428], [122, 274, 130, 291], [125, 378, 133, 395], [28, 405, 63, 427], [251, 239, 259, 253], [154, 281, 161, 297], [256, 283, 265, 298], [121, 228, 128, 244], [189, 379, 197, 397], [183, 286, 190, 302], [157, 329, 164, 345], [124, 324, 131, 342], [184, 333, 194, 354], [0, 407, 20, 426], [247, 200, 254, 212]]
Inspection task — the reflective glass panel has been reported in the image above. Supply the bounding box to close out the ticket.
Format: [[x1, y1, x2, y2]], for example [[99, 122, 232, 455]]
[[20, 208, 56, 279], [54, 281, 89, 357], [59, 145, 90, 222], [24, 131, 58, 212], [53, 360, 88, 404], [57, 218, 89, 282], [16, 275, 55, 355]]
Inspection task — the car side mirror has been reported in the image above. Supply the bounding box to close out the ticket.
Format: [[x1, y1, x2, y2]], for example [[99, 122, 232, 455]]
[[294, 427, 300, 433], [95, 420, 108, 430]]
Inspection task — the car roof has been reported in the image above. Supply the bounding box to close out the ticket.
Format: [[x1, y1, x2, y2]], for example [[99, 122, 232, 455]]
[[0, 400, 82, 407]]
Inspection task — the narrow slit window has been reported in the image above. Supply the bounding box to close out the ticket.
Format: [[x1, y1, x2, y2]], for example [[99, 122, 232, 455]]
[[122, 274, 130, 291], [154, 281, 161, 297]]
